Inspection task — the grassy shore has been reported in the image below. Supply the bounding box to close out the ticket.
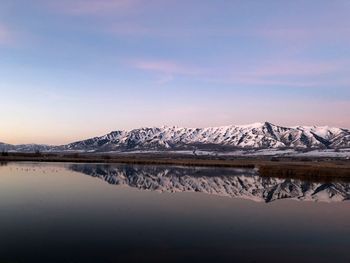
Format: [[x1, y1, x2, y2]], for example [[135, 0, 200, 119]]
[[1, 152, 350, 180]]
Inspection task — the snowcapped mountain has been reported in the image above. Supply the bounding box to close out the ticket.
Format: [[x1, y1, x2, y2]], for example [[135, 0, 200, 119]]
[[0, 142, 52, 153], [1, 122, 350, 153], [69, 164, 350, 203], [59, 122, 350, 152]]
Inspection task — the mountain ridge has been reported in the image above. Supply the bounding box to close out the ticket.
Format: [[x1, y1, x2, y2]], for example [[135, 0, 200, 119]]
[[59, 121, 350, 152], [1, 122, 350, 153]]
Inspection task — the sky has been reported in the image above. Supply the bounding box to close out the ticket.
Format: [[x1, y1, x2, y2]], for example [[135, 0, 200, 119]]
[[0, 0, 350, 145]]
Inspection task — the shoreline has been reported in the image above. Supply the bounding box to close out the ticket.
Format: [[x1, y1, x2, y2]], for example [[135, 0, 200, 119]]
[[1, 152, 350, 180]]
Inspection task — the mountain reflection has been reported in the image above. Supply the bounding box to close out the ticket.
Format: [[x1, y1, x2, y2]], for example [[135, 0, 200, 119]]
[[69, 164, 350, 203]]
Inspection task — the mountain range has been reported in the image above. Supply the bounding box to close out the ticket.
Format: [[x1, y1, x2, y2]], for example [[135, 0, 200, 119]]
[[1, 122, 350, 153], [69, 163, 350, 202]]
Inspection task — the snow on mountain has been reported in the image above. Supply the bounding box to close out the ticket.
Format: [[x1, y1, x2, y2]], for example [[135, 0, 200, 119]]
[[0, 142, 13, 151], [1, 122, 350, 153], [59, 122, 350, 152], [0, 143, 52, 153], [69, 164, 350, 203]]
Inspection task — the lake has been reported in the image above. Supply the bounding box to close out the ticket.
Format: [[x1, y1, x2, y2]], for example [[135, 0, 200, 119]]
[[0, 162, 349, 263]]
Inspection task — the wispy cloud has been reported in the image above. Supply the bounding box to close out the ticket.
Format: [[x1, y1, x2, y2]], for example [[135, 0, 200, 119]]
[[129, 57, 349, 87], [255, 27, 350, 47], [131, 59, 202, 75], [49, 0, 140, 16], [247, 60, 343, 77], [0, 24, 14, 45], [155, 74, 174, 85], [108, 23, 166, 37], [44, 0, 350, 51], [130, 59, 204, 84], [219, 76, 321, 88], [220, 60, 349, 87], [105, 22, 350, 45]]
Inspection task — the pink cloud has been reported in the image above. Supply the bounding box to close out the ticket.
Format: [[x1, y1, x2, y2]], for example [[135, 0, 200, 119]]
[[50, 0, 140, 15], [109, 23, 156, 36], [222, 76, 320, 88], [251, 61, 342, 77], [131, 59, 202, 75], [129, 57, 349, 87], [254, 26, 350, 47], [129, 59, 205, 85], [155, 74, 174, 85], [202, 58, 348, 87], [0, 24, 14, 45], [219, 60, 349, 87], [257, 28, 310, 41]]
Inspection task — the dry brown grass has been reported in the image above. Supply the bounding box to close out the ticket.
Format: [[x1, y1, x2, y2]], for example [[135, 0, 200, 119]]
[[258, 164, 350, 181]]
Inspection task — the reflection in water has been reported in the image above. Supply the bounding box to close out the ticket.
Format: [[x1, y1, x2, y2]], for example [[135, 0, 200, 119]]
[[0, 162, 350, 263], [69, 164, 350, 203]]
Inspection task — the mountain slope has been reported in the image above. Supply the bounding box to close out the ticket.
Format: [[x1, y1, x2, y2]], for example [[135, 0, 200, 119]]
[[59, 122, 350, 152], [1, 122, 350, 153], [0, 143, 52, 152]]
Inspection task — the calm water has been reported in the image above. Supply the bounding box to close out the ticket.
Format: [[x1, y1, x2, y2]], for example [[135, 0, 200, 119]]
[[0, 162, 349, 263]]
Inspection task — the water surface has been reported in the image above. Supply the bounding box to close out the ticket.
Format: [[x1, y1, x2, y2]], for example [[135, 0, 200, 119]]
[[0, 162, 349, 263]]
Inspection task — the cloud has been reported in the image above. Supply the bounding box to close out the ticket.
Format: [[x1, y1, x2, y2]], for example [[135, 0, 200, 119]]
[[49, 0, 140, 16], [130, 57, 349, 88], [220, 76, 320, 88], [131, 59, 202, 75], [107, 23, 223, 38], [0, 24, 14, 45], [205, 59, 349, 87], [155, 74, 175, 85], [42, 0, 350, 50], [108, 23, 170, 37], [255, 27, 350, 46], [248, 60, 343, 77], [129, 59, 203, 84]]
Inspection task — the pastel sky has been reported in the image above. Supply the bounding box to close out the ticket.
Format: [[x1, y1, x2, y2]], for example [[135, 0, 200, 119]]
[[0, 0, 350, 144]]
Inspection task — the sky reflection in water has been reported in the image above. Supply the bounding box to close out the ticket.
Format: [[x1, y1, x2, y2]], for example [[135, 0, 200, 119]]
[[0, 162, 349, 263]]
